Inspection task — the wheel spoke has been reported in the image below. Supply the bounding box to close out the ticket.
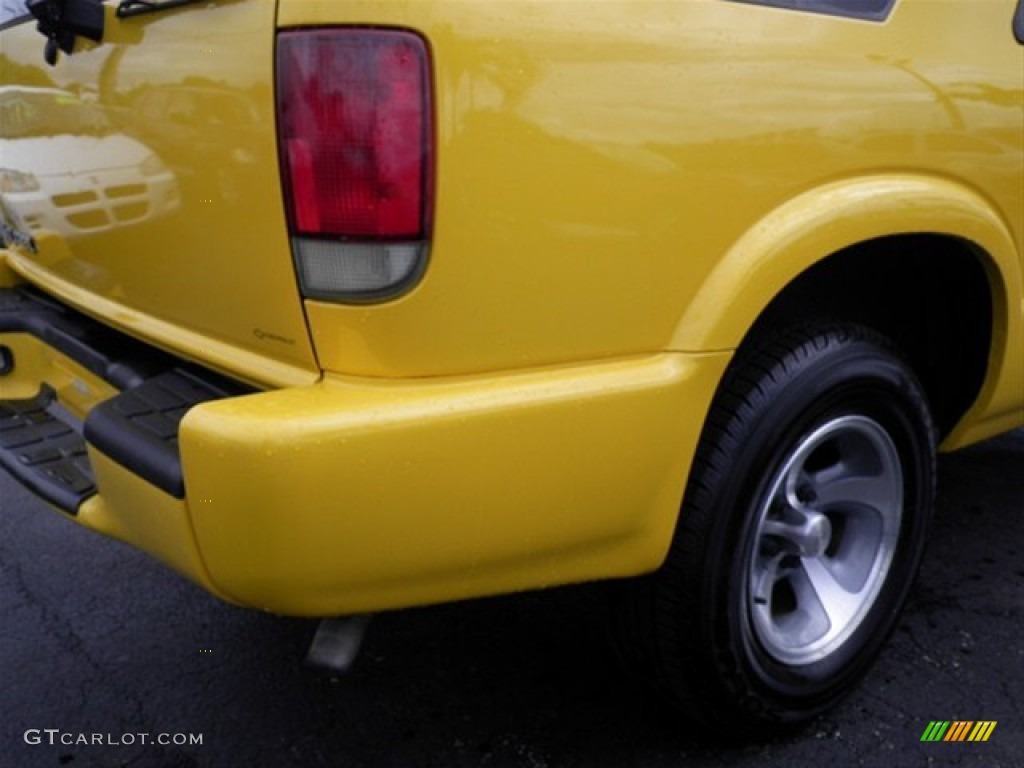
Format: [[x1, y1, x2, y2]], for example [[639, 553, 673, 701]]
[[751, 551, 787, 603], [799, 555, 865, 636], [811, 470, 896, 512], [760, 518, 796, 542]]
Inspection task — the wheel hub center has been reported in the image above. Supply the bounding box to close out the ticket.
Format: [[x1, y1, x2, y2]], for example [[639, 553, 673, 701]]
[[794, 512, 832, 558]]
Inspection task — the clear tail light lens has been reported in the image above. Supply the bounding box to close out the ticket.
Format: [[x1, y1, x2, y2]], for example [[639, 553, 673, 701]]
[[277, 29, 433, 301]]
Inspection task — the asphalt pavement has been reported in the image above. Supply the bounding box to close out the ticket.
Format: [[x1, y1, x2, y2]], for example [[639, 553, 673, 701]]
[[1, 430, 1021, 768]]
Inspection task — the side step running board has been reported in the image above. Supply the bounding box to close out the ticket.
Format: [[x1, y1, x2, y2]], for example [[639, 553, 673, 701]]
[[0, 386, 94, 513], [85, 369, 243, 498], [0, 286, 251, 512]]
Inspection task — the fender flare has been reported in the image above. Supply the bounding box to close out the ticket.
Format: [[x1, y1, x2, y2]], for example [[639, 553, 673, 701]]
[[671, 173, 1023, 445]]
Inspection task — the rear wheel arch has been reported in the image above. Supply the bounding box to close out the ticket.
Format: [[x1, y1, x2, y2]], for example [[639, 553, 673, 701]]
[[747, 234, 996, 440], [672, 175, 1019, 441]]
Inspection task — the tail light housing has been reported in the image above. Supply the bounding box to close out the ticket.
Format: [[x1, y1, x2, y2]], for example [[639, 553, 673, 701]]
[[277, 29, 433, 301]]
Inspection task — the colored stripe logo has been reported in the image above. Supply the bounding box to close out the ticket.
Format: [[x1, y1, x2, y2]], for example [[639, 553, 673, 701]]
[[921, 721, 997, 742]]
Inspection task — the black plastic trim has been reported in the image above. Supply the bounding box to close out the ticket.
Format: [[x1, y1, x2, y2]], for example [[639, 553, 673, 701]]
[[117, 0, 202, 18], [0, 286, 252, 502], [0, 285, 174, 390], [726, 0, 897, 22], [0, 386, 95, 513], [0, 14, 32, 32], [85, 368, 247, 498]]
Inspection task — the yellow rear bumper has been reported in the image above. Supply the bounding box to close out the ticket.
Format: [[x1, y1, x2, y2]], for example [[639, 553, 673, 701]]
[[180, 354, 729, 615], [3, 321, 729, 615]]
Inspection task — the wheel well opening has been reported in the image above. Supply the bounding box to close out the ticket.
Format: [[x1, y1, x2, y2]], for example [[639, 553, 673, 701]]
[[748, 234, 994, 440]]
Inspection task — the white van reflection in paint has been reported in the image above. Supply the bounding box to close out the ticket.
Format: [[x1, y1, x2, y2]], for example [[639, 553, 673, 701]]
[[0, 87, 180, 239]]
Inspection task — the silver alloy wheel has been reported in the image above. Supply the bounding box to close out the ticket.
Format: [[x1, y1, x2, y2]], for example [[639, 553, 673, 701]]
[[746, 415, 903, 666]]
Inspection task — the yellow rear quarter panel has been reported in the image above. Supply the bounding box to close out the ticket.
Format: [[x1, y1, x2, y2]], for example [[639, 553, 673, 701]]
[[286, 0, 1022, 391]]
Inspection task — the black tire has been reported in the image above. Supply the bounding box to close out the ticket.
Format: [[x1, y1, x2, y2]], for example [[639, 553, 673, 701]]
[[611, 324, 936, 736]]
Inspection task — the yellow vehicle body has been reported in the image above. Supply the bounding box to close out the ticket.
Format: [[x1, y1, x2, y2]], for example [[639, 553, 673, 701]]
[[0, 0, 1021, 622]]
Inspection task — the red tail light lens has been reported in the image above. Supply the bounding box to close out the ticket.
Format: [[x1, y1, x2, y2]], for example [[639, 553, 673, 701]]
[[277, 29, 433, 300]]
